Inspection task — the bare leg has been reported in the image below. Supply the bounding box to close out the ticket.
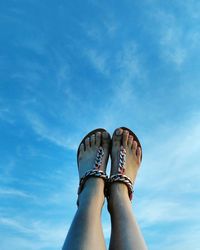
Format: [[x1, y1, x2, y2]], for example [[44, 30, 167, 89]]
[[62, 131, 110, 250], [108, 128, 147, 250], [63, 178, 106, 250]]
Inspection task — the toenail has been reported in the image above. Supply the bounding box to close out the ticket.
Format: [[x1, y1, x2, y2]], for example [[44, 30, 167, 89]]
[[96, 132, 100, 138], [116, 129, 121, 135], [133, 141, 137, 148], [103, 132, 107, 137]]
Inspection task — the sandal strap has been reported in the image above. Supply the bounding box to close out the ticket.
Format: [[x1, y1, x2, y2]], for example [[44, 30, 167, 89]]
[[118, 145, 127, 174], [78, 146, 106, 196], [94, 146, 104, 170], [77, 169, 108, 206], [107, 174, 134, 201], [108, 145, 133, 200], [78, 169, 108, 195]]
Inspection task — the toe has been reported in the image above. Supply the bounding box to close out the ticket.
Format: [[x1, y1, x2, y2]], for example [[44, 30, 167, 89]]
[[132, 140, 138, 153], [136, 146, 142, 163], [80, 143, 85, 152], [102, 131, 111, 148], [127, 135, 133, 147], [78, 143, 85, 158], [112, 128, 123, 147], [91, 134, 95, 147], [96, 132, 101, 147], [85, 137, 90, 149], [122, 130, 129, 148]]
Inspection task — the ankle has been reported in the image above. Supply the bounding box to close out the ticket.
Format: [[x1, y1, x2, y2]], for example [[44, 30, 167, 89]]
[[107, 183, 130, 212], [110, 182, 128, 199], [78, 178, 105, 208]]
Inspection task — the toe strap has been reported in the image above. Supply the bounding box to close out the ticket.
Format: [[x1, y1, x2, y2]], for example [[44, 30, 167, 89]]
[[94, 146, 104, 170], [107, 174, 134, 201]]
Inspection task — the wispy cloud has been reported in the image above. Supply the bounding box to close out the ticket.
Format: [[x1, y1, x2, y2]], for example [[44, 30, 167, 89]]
[[0, 216, 67, 250], [116, 42, 142, 79], [2, 1, 200, 249], [102, 14, 118, 37], [136, 197, 200, 226], [146, 223, 200, 250], [81, 10, 118, 40], [92, 41, 146, 130], [0, 105, 15, 124], [132, 111, 200, 248], [0, 187, 33, 199], [85, 48, 109, 75], [138, 111, 200, 191], [161, 224, 200, 250], [25, 112, 77, 150], [179, 0, 200, 20], [153, 10, 187, 67], [0, 217, 33, 234], [150, 5, 200, 67]]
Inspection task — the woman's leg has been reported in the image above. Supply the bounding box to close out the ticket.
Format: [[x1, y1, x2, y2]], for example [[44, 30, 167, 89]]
[[62, 131, 110, 250], [108, 128, 147, 250], [63, 178, 106, 250]]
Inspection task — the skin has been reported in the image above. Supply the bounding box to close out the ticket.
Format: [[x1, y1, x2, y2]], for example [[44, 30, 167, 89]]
[[62, 128, 147, 250], [62, 131, 110, 250], [108, 128, 147, 250]]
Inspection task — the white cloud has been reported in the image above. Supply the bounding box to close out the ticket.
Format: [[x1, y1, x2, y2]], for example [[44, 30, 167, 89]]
[[85, 48, 109, 75], [147, 224, 200, 250], [102, 14, 118, 38], [150, 4, 200, 67], [135, 198, 200, 226], [15, 37, 47, 55], [0, 187, 33, 199], [152, 10, 187, 67], [0, 216, 67, 250], [131, 112, 200, 248], [25, 112, 77, 150], [0, 105, 15, 124], [81, 10, 118, 40], [179, 0, 200, 20], [91, 41, 146, 130], [0, 217, 33, 234], [138, 112, 200, 191], [116, 42, 141, 78]]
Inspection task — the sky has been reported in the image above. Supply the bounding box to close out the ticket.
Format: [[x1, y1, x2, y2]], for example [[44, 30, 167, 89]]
[[0, 0, 200, 249]]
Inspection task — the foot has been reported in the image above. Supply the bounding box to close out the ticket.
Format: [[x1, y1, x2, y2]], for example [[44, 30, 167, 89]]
[[77, 130, 111, 206], [109, 128, 142, 201]]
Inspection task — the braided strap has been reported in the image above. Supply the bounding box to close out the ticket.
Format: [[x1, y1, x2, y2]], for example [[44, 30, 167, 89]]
[[78, 169, 108, 195], [94, 146, 104, 170], [118, 146, 126, 174], [108, 174, 134, 200]]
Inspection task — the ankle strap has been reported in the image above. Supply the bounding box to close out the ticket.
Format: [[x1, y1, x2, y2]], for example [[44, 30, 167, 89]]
[[78, 169, 108, 195], [107, 174, 133, 201], [77, 169, 108, 206]]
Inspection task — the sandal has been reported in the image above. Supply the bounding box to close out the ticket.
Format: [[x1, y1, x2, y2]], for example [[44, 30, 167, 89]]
[[77, 128, 110, 206], [107, 127, 142, 201]]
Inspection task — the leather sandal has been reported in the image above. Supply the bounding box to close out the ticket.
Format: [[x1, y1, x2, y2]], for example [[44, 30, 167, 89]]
[[76, 128, 109, 206], [106, 127, 142, 201]]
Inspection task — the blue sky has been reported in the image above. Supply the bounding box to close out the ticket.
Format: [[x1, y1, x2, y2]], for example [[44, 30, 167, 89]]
[[1, 0, 200, 249]]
